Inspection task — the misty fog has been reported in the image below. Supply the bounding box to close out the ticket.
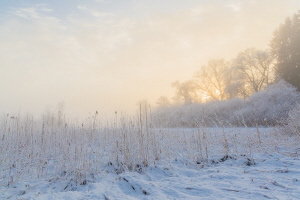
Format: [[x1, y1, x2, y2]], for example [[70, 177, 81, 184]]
[[1, 0, 299, 120]]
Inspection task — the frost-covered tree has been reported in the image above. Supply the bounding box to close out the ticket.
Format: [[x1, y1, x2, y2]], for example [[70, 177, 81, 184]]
[[271, 11, 300, 91], [232, 48, 274, 98], [156, 96, 171, 108], [194, 59, 233, 101], [172, 80, 199, 104]]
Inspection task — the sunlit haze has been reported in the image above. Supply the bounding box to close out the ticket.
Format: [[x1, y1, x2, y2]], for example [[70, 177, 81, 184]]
[[1, 0, 299, 120]]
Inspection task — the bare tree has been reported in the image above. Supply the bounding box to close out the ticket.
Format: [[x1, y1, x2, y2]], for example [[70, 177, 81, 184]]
[[233, 48, 274, 97], [172, 80, 199, 104], [156, 96, 171, 108], [194, 59, 233, 101]]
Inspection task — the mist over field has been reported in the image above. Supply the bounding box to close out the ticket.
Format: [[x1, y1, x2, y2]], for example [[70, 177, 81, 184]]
[[1, 1, 300, 199], [1, 0, 299, 119]]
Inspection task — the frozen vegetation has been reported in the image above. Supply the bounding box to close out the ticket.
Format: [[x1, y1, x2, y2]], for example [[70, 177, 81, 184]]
[[1, 86, 300, 199], [154, 81, 300, 127], [1, 2, 300, 200]]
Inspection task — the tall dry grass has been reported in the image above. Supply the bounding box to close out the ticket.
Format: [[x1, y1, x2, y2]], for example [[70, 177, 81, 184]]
[[0, 103, 298, 187]]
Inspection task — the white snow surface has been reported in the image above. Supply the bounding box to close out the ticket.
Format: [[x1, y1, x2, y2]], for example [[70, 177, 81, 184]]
[[1, 128, 300, 200], [1, 151, 300, 200]]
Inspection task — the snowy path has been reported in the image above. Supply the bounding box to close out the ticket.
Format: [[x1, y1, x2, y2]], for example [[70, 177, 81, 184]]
[[2, 152, 300, 200]]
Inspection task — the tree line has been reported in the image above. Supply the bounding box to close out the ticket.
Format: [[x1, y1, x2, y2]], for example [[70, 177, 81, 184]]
[[157, 10, 300, 107]]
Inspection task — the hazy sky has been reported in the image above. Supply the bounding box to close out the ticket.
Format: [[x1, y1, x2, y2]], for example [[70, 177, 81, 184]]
[[1, 0, 299, 119]]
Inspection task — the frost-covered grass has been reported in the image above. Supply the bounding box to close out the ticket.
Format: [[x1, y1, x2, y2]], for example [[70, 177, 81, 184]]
[[2, 151, 300, 200], [1, 108, 300, 199]]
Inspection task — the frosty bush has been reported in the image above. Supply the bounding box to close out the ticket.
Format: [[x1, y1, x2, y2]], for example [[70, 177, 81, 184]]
[[235, 80, 300, 126], [284, 104, 300, 136], [154, 98, 246, 127], [154, 80, 300, 127]]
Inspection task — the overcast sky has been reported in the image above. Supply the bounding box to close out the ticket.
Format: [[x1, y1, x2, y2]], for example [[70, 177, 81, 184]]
[[1, 0, 299, 120]]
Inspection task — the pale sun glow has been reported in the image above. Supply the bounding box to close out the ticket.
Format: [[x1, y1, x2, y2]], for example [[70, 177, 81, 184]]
[[0, 0, 299, 119]]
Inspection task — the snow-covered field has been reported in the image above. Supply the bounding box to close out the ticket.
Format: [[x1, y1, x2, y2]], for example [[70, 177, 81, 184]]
[[1, 149, 300, 200], [1, 116, 300, 199]]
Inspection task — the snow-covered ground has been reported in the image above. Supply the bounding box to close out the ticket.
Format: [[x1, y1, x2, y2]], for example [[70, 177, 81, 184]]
[[1, 126, 300, 199], [1, 150, 300, 200]]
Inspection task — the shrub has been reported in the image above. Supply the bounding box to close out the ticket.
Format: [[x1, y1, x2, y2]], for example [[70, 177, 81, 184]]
[[284, 104, 300, 136], [235, 80, 300, 126], [154, 80, 300, 127]]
